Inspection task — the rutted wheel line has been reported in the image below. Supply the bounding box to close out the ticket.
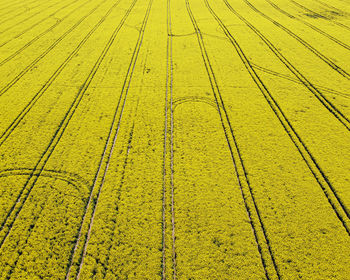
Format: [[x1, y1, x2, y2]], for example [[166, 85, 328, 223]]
[[242, 0, 350, 80], [0, 0, 92, 64], [0, 0, 129, 249], [250, 62, 350, 100], [1, 169, 89, 277], [0, 1, 46, 29], [0, 0, 107, 97], [64, 1, 152, 279], [0, 0, 42, 22], [4, 205, 46, 280], [0, 0, 84, 48], [170, 38, 176, 280], [0, 173, 83, 199], [162, 0, 169, 276], [289, 0, 350, 31], [99, 121, 135, 279], [0, 0, 117, 147], [207, 0, 350, 234], [170, 5, 176, 279], [238, 0, 350, 131], [0, 0, 66, 35], [162, 44, 168, 278], [225, 0, 350, 132], [185, 0, 281, 279], [0, 0, 24, 13], [0, 168, 90, 192], [266, 0, 350, 51], [163, 0, 176, 278], [234, 0, 350, 123], [312, 0, 350, 16]]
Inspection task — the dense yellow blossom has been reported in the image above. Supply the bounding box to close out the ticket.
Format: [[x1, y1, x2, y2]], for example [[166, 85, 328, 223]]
[[0, 0, 349, 279]]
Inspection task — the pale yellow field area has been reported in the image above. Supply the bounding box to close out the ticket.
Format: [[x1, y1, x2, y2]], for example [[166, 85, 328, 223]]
[[0, 0, 349, 279]]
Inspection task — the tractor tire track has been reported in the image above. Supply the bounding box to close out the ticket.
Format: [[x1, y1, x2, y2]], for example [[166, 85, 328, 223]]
[[64, 1, 152, 279], [0, 0, 84, 48], [3, 205, 45, 280], [186, 0, 281, 279], [208, 0, 350, 235], [289, 0, 350, 31], [162, 3, 169, 277], [0, 0, 118, 148], [0, 0, 25, 13], [0, 0, 92, 64], [0, 1, 47, 29], [163, 0, 176, 278], [0, 0, 65, 35], [0, 168, 89, 192], [242, 0, 350, 79], [99, 121, 136, 280], [312, 0, 350, 16], [266, 0, 350, 51], [0, 0, 106, 97], [225, 0, 350, 133], [0, 0, 42, 23], [0, 0, 131, 251], [250, 62, 350, 100]]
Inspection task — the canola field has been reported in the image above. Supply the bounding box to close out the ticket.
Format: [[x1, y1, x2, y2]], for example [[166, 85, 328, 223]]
[[0, 0, 349, 279]]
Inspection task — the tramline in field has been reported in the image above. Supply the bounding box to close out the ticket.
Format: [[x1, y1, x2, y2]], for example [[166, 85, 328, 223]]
[[0, 0, 349, 279]]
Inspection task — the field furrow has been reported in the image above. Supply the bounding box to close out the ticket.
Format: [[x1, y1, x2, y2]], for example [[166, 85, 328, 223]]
[[0, 0, 349, 279]]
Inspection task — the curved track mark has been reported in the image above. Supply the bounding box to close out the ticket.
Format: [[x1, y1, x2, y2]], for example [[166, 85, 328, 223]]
[[62, 0, 153, 279], [0, 0, 42, 25], [250, 62, 350, 100], [210, 0, 350, 235], [229, 0, 350, 131], [186, 0, 281, 279], [0, 1, 49, 30], [0, 0, 127, 251], [0, 0, 106, 97], [243, 0, 350, 79], [0, 0, 92, 63], [0, 168, 89, 193], [0, 0, 84, 48], [0, 0, 64, 35], [0, 0, 119, 147], [266, 0, 350, 51], [289, 0, 350, 31]]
